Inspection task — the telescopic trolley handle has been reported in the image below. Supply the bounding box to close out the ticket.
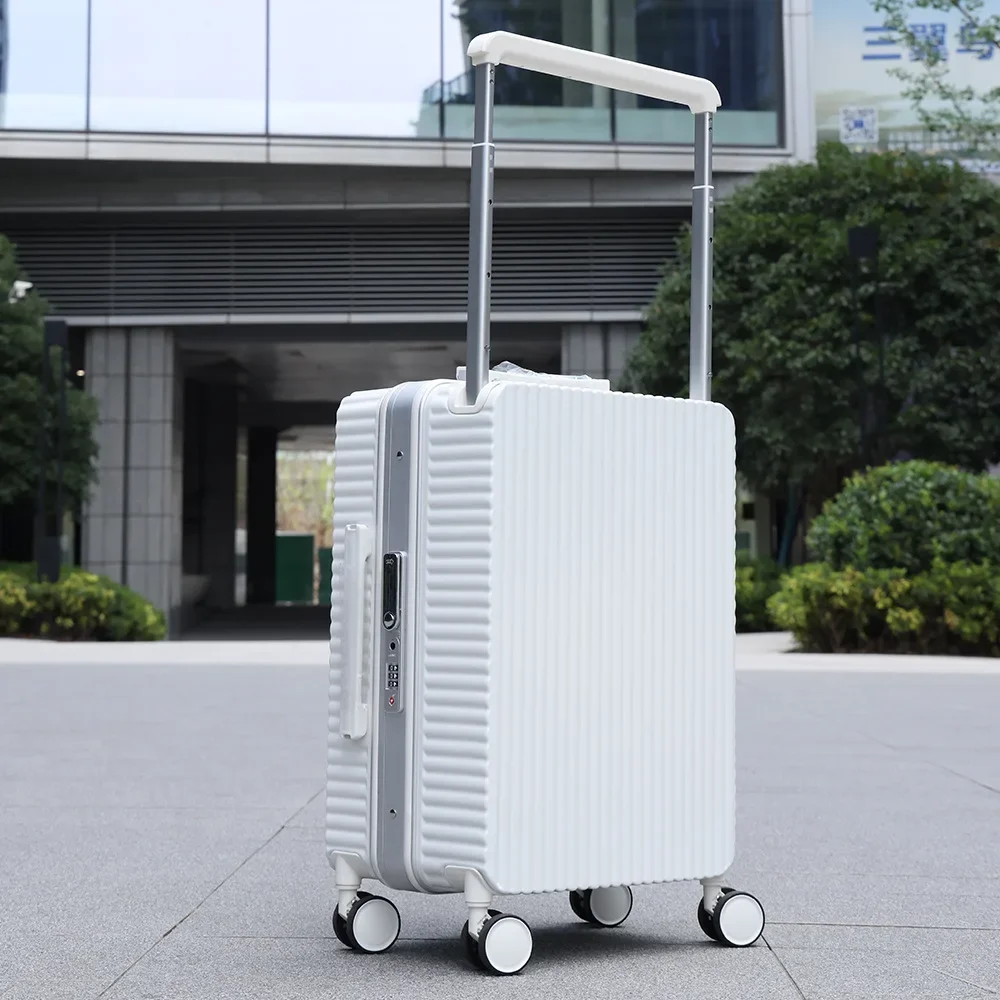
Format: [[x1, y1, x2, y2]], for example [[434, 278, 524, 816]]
[[462, 31, 722, 406]]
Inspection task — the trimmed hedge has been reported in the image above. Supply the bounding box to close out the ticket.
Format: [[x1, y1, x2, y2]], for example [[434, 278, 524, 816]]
[[776, 460, 1000, 655], [0, 564, 166, 641], [807, 461, 1000, 575], [767, 560, 1000, 656], [736, 555, 784, 633]]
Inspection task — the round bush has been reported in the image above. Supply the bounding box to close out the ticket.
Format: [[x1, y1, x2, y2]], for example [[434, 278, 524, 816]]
[[0, 564, 166, 641], [807, 460, 1000, 575]]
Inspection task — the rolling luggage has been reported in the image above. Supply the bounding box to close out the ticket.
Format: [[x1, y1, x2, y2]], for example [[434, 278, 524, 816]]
[[325, 30, 766, 975]]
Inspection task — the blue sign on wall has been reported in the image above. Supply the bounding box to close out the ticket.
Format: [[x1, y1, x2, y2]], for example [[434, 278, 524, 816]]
[[815, 0, 1000, 152]]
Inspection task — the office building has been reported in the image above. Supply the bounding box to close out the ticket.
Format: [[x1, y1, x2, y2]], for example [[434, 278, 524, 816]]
[[0, 0, 815, 632]]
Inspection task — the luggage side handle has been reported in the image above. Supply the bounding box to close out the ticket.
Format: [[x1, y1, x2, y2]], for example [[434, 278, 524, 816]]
[[463, 31, 720, 405], [341, 523, 373, 740]]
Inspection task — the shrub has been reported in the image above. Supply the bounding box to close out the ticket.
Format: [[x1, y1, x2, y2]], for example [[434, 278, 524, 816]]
[[0, 564, 166, 641], [105, 582, 167, 641], [807, 460, 1000, 575], [767, 560, 1000, 656], [736, 555, 784, 633], [0, 570, 31, 635]]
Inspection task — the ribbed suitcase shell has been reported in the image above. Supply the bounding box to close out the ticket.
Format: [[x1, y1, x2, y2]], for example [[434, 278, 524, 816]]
[[326, 374, 736, 896]]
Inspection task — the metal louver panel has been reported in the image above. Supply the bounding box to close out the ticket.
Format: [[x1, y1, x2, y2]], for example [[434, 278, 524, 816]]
[[3, 209, 684, 318]]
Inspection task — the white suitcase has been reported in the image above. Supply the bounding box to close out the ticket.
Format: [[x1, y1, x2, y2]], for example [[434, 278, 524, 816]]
[[326, 31, 765, 975]]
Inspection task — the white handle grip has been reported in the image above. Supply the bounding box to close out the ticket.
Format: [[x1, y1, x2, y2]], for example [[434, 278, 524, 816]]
[[340, 523, 372, 740], [467, 31, 721, 114]]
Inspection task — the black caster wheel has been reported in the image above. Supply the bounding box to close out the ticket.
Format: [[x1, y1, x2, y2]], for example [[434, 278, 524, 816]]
[[461, 909, 499, 970], [332, 889, 374, 949], [462, 909, 502, 970], [343, 891, 401, 954], [461, 920, 485, 969], [711, 889, 765, 948], [477, 911, 533, 975], [569, 886, 633, 928], [569, 889, 590, 922], [333, 907, 352, 948], [697, 885, 733, 942]]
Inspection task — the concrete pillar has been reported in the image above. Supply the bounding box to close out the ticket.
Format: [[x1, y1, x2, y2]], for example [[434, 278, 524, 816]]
[[246, 426, 277, 606], [82, 328, 183, 631], [201, 385, 239, 609], [784, 0, 817, 165]]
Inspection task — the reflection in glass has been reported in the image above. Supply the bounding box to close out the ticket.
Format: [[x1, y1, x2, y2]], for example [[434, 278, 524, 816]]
[[611, 0, 781, 146], [440, 0, 613, 141], [268, 0, 442, 138], [0, 0, 88, 130], [88, 0, 267, 133]]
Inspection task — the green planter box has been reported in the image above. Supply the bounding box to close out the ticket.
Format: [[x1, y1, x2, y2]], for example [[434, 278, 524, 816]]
[[276, 532, 315, 605], [318, 547, 333, 605]]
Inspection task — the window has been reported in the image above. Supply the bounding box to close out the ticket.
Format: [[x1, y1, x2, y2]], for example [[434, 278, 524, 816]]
[[442, 0, 613, 141], [268, 0, 443, 138], [1, 0, 88, 130], [612, 0, 782, 146], [1, 0, 783, 146], [88, 0, 267, 133]]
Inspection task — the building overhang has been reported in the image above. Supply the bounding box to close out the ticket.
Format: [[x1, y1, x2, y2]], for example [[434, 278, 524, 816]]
[[0, 129, 798, 176]]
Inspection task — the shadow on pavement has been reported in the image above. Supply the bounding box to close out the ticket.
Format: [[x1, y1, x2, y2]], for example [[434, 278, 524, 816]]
[[182, 604, 332, 641]]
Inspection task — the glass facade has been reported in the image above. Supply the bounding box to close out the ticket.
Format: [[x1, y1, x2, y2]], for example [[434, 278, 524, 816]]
[[0, 0, 782, 146], [1, 0, 89, 130], [270, 0, 444, 137], [90, 0, 267, 133]]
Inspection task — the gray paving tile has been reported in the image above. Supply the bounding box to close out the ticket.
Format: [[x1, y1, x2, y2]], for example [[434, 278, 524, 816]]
[[0, 661, 325, 1000], [769, 925, 1000, 1000], [737, 814, 1000, 880], [765, 921, 999, 952], [3, 651, 1000, 999], [916, 750, 1000, 792], [100, 925, 798, 1000], [286, 790, 326, 829], [0, 805, 303, 1000], [2, 931, 159, 1000], [0, 663, 327, 812], [722, 870, 1000, 930], [0, 806, 293, 938], [737, 753, 963, 795], [733, 743, 1000, 879], [740, 673, 1000, 754], [772, 948, 986, 1000]]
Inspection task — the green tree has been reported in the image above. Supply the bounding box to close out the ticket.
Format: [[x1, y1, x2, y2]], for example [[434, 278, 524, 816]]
[[871, 0, 1000, 158], [0, 236, 98, 522], [621, 143, 1000, 520]]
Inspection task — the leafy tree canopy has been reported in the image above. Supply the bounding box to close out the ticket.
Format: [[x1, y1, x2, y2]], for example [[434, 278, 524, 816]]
[[621, 143, 1000, 503], [0, 235, 98, 512]]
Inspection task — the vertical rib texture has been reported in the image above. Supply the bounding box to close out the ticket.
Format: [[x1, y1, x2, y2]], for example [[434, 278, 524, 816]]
[[412, 390, 495, 888], [412, 382, 736, 894], [325, 389, 386, 869]]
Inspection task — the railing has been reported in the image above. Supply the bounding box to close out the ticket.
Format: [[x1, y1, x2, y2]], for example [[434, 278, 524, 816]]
[[421, 70, 475, 106]]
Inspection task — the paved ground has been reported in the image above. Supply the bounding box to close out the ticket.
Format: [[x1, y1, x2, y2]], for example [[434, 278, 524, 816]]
[[2, 634, 999, 1000]]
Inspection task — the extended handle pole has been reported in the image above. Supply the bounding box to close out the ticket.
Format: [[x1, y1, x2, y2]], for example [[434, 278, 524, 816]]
[[689, 111, 714, 402], [465, 62, 496, 406]]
